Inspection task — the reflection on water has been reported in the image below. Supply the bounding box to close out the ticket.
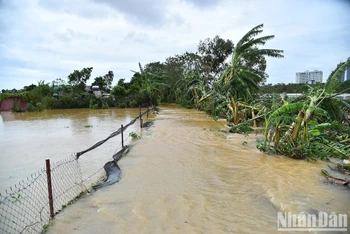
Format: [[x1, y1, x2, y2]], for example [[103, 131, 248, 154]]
[[46, 105, 349, 234], [0, 108, 143, 193]]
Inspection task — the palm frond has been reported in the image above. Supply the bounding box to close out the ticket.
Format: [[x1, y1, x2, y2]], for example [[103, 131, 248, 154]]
[[235, 24, 264, 49], [237, 35, 275, 53], [255, 49, 284, 58], [269, 102, 304, 120], [235, 71, 261, 92], [325, 59, 350, 93], [319, 98, 349, 122], [312, 107, 330, 122], [318, 140, 349, 159], [138, 62, 144, 74]]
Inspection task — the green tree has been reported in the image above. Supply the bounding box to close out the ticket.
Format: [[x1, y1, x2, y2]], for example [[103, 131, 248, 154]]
[[23, 84, 37, 92], [68, 67, 93, 93], [92, 76, 106, 90], [92, 71, 113, 92], [103, 71, 114, 92], [133, 62, 167, 105], [117, 78, 125, 87], [198, 35, 234, 80], [111, 85, 127, 98]]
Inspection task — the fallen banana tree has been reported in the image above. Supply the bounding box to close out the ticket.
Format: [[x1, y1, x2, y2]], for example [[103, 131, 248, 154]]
[[257, 60, 350, 160]]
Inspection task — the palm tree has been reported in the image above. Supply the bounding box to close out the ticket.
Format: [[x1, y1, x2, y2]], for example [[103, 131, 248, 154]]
[[211, 24, 283, 123], [221, 24, 284, 98]]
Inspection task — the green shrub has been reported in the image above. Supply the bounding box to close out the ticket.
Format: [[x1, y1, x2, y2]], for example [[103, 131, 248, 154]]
[[26, 103, 36, 112], [89, 99, 98, 109], [36, 102, 46, 111], [41, 96, 57, 109], [129, 100, 137, 107], [102, 102, 109, 109]]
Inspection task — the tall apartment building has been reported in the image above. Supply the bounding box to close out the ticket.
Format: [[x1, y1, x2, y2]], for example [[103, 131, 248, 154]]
[[346, 58, 350, 81], [296, 70, 323, 84], [338, 57, 350, 82]]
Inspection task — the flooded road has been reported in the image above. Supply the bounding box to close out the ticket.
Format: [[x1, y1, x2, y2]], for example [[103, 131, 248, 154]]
[[46, 105, 349, 234]]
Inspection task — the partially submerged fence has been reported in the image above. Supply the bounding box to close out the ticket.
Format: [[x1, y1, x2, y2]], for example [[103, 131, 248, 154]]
[[0, 106, 155, 234]]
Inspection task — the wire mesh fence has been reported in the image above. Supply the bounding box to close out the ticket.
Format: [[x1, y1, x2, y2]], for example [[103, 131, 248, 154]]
[[0, 106, 155, 233], [0, 167, 50, 233]]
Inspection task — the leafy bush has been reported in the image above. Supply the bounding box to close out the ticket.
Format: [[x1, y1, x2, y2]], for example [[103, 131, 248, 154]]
[[26, 103, 36, 112], [102, 102, 109, 109], [36, 102, 46, 111], [129, 100, 138, 107], [41, 96, 57, 109]]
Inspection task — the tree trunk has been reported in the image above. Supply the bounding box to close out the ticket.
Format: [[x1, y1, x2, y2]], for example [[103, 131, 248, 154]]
[[292, 111, 305, 140], [231, 97, 238, 125], [194, 88, 199, 110]]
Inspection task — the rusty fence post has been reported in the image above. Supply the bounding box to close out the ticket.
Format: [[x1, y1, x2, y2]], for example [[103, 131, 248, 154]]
[[45, 159, 54, 219], [139, 106, 143, 128], [121, 124, 124, 148]]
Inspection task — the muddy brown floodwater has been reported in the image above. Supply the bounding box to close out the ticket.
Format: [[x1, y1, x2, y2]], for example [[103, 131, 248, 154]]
[[47, 105, 349, 234]]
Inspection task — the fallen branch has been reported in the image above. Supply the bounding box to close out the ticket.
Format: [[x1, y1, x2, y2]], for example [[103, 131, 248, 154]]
[[321, 169, 350, 186]]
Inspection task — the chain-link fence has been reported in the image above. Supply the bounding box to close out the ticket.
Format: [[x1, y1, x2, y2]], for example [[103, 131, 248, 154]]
[[0, 107, 155, 233]]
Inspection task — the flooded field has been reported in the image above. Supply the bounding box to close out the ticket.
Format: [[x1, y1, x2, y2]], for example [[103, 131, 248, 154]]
[[0, 108, 140, 193]]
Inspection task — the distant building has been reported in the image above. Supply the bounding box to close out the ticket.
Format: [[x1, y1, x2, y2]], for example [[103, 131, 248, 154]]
[[86, 85, 110, 98], [338, 62, 345, 82], [338, 57, 350, 82], [340, 73, 345, 82], [296, 70, 323, 84], [346, 58, 350, 81]]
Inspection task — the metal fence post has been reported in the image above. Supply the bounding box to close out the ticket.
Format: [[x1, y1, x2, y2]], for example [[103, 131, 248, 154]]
[[121, 124, 124, 148], [147, 107, 149, 119], [45, 159, 54, 219], [140, 118, 143, 129]]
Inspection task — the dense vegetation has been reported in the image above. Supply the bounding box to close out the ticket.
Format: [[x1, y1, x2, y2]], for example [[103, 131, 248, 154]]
[[1, 24, 349, 161]]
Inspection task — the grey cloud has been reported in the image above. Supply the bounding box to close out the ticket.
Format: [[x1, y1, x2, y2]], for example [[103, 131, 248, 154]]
[[183, 0, 222, 7], [38, 0, 111, 19], [124, 31, 151, 44], [0, 0, 20, 33], [55, 28, 93, 43], [91, 0, 167, 26], [166, 13, 185, 27]]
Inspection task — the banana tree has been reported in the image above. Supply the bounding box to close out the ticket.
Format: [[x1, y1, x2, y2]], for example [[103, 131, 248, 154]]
[[187, 73, 209, 110], [132, 63, 168, 106], [209, 24, 283, 123], [258, 60, 350, 159]]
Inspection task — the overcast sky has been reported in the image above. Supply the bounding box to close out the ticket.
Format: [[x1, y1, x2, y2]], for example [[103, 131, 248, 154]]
[[1, 0, 349, 90]]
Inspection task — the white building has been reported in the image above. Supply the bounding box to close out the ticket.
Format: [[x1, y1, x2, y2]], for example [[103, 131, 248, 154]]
[[338, 57, 350, 82], [296, 70, 323, 84]]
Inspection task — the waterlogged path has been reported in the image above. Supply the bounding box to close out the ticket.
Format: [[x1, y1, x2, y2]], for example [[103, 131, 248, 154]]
[[48, 105, 349, 233]]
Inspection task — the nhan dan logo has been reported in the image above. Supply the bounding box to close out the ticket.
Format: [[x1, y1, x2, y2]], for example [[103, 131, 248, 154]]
[[277, 211, 348, 232]]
